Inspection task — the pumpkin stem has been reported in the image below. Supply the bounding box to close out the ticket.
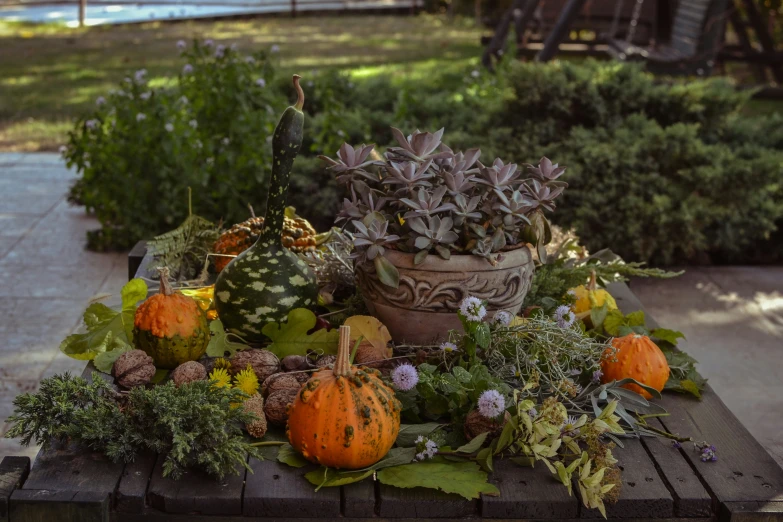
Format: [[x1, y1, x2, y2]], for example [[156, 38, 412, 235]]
[[588, 269, 597, 292], [293, 75, 305, 111], [248, 203, 256, 218], [156, 266, 174, 296], [334, 325, 352, 376]]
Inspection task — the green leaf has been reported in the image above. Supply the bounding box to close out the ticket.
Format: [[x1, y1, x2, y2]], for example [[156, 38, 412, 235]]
[[396, 423, 443, 447], [374, 255, 400, 288], [617, 325, 635, 337], [452, 366, 472, 384], [150, 369, 169, 384], [305, 467, 373, 490], [277, 443, 309, 468], [206, 319, 249, 358], [679, 379, 702, 399], [476, 446, 493, 472], [602, 310, 625, 336], [474, 323, 491, 349], [651, 328, 685, 345], [377, 460, 500, 500], [494, 421, 515, 454], [93, 345, 132, 373], [590, 302, 608, 328], [456, 432, 488, 454], [262, 308, 340, 358], [59, 279, 147, 361], [625, 310, 646, 327]]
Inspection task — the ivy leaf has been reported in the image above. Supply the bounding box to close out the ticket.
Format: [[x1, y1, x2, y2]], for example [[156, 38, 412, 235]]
[[625, 310, 646, 327], [474, 323, 491, 349], [344, 315, 392, 359], [590, 302, 608, 328], [377, 459, 500, 500], [277, 443, 309, 468], [93, 344, 132, 374], [678, 379, 702, 399], [262, 308, 340, 358], [206, 319, 249, 358], [651, 328, 685, 345], [396, 423, 443, 447], [59, 279, 148, 361], [456, 432, 488, 454]]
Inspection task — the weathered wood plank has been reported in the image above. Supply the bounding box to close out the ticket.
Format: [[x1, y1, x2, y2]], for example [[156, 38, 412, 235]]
[[482, 458, 579, 519], [115, 452, 156, 514], [342, 478, 376, 517], [378, 482, 477, 518], [641, 419, 712, 517], [720, 500, 783, 522], [146, 456, 244, 515], [128, 241, 147, 281], [0, 456, 30, 522], [580, 438, 673, 519], [243, 459, 341, 518], [10, 489, 108, 522], [22, 442, 124, 495], [658, 389, 783, 506]]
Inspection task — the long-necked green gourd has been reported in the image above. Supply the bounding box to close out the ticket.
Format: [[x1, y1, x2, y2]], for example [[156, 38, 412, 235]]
[[214, 75, 318, 342]]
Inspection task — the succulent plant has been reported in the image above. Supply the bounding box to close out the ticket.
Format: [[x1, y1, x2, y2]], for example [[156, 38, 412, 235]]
[[321, 128, 567, 288]]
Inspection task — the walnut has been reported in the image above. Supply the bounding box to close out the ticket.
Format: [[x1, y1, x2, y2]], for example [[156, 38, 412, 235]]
[[230, 349, 279, 382], [243, 393, 268, 438], [281, 355, 311, 372], [262, 373, 302, 397], [313, 354, 336, 369], [264, 388, 299, 426], [289, 372, 311, 384], [113, 350, 156, 389], [354, 341, 393, 370], [171, 361, 207, 387], [464, 409, 511, 441]]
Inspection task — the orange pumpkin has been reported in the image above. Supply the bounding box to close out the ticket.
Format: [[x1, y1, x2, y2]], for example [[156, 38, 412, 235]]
[[601, 334, 670, 399], [133, 267, 209, 369], [287, 325, 401, 469]]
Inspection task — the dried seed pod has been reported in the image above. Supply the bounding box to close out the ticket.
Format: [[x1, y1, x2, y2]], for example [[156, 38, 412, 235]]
[[112, 350, 156, 389], [243, 393, 268, 438], [262, 373, 302, 397], [264, 388, 299, 426], [464, 409, 510, 441], [230, 349, 280, 382], [171, 361, 207, 387]]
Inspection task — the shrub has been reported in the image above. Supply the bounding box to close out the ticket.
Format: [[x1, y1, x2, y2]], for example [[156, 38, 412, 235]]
[[64, 41, 283, 250]]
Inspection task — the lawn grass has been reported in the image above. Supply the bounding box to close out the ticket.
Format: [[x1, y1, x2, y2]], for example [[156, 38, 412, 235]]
[[0, 15, 485, 151]]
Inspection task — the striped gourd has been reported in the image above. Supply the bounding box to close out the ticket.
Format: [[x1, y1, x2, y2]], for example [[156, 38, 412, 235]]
[[214, 76, 318, 342]]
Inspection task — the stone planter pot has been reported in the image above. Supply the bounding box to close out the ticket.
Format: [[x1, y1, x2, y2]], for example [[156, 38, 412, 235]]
[[355, 247, 534, 344]]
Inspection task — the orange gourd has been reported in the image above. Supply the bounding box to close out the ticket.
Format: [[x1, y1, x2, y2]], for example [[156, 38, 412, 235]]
[[601, 334, 670, 399], [133, 267, 209, 369], [287, 325, 401, 469]]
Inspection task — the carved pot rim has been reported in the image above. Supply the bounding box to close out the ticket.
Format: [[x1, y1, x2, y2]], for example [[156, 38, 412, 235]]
[[380, 247, 532, 273]]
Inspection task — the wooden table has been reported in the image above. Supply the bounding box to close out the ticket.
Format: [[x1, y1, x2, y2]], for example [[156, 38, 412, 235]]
[[1, 247, 782, 522]]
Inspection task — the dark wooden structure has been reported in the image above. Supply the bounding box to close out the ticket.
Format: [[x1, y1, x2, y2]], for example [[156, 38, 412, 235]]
[[1, 244, 782, 521], [482, 0, 783, 82]]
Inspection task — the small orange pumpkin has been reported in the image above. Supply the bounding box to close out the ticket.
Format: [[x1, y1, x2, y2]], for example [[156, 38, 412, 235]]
[[601, 334, 670, 399], [287, 325, 401, 469], [133, 267, 209, 369]]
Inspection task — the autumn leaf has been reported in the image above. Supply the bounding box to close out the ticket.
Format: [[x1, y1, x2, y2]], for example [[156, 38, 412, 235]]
[[344, 315, 392, 360], [93, 345, 132, 374], [206, 319, 249, 358], [262, 308, 339, 358]]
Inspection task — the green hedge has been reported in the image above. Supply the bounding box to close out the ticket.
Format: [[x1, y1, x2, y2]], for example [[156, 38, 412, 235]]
[[65, 53, 783, 264]]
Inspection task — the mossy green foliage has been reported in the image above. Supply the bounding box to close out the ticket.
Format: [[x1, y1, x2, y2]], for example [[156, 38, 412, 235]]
[[4, 373, 262, 480]]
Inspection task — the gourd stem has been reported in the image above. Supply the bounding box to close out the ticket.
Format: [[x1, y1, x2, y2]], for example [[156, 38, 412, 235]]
[[588, 269, 597, 291], [156, 267, 174, 296], [333, 325, 352, 376], [293, 75, 304, 111]]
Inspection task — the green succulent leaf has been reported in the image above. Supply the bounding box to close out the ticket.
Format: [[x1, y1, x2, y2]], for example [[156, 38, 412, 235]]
[[374, 255, 400, 288]]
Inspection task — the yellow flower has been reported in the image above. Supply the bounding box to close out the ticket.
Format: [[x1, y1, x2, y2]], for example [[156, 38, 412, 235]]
[[233, 365, 259, 397], [213, 357, 232, 370], [209, 368, 232, 388]]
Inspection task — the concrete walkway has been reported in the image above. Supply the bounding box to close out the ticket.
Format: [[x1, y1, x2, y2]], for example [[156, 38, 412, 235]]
[[0, 154, 780, 471], [0, 153, 127, 459]]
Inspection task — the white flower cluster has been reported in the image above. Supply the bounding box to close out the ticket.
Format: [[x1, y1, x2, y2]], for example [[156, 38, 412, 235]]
[[414, 435, 438, 461]]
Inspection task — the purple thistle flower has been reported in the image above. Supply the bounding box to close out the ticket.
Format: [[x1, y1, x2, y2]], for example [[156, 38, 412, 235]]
[[493, 311, 513, 326], [672, 440, 682, 449], [85, 119, 98, 130], [477, 390, 505, 419], [95, 96, 106, 106], [592, 369, 603, 384], [136, 113, 146, 122], [134, 69, 147, 83], [270, 44, 280, 53], [182, 64, 193, 74], [176, 39, 186, 51], [392, 364, 418, 391], [204, 39, 214, 48], [164, 123, 174, 132], [256, 78, 266, 88], [459, 296, 486, 322]]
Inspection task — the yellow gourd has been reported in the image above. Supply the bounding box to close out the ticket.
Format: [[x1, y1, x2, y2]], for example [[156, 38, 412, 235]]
[[571, 271, 617, 316]]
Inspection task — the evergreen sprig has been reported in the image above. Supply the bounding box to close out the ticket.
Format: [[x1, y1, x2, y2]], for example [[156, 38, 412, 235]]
[[5, 373, 262, 480]]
